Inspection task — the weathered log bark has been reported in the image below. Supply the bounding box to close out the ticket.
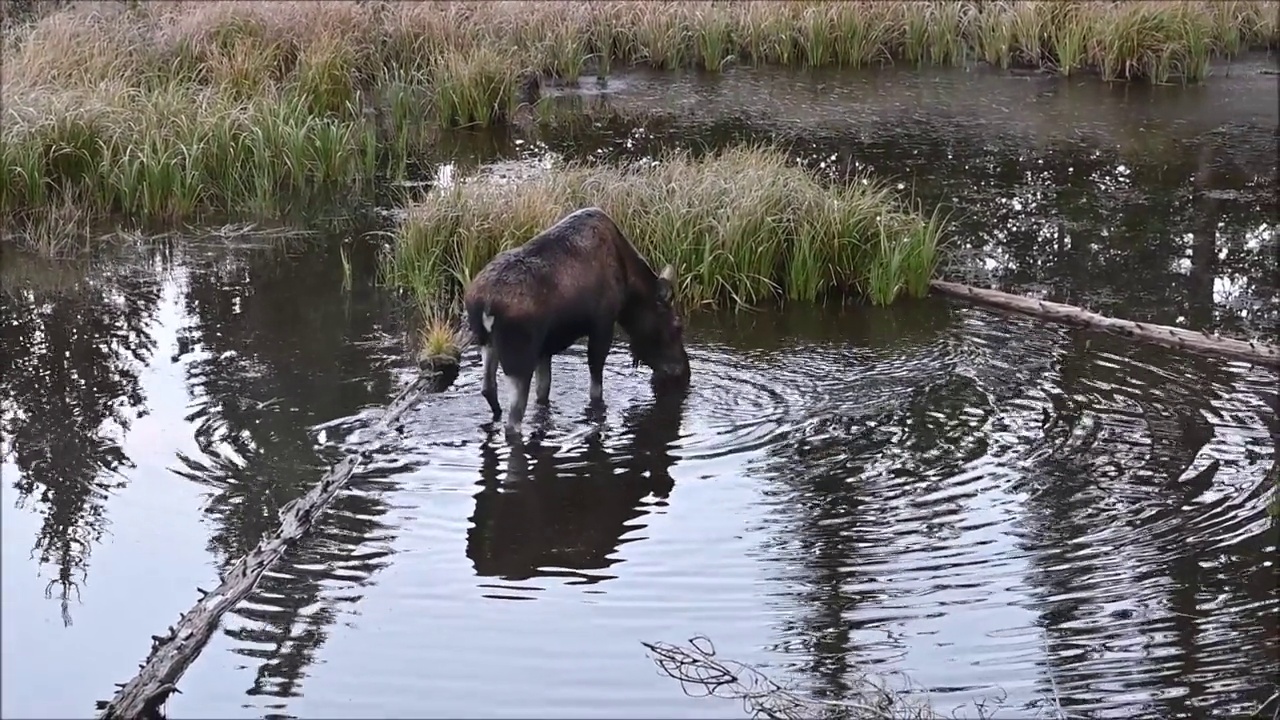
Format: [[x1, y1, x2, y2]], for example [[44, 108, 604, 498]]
[[97, 373, 440, 720], [929, 280, 1280, 368]]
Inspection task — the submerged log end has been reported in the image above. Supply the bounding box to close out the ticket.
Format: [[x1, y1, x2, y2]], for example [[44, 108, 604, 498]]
[[103, 682, 181, 720]]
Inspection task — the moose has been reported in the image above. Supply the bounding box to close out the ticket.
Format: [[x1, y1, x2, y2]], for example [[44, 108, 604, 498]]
[[463, 207, 692, 436]]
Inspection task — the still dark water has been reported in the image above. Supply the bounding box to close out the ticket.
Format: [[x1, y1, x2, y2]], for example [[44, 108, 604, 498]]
[[2, 58, 1278, 720]]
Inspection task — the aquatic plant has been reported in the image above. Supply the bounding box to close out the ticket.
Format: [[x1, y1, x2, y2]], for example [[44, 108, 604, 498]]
[[385, 144, 950, 309], [1270, 463, 1280, 519], [339, 245, 353, 292]]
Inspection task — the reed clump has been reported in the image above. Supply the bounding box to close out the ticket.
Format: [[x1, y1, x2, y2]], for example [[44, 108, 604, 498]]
[[3, 1, 1274, 230], [414, 302, 466, 368], [386, 144, 949, 309]]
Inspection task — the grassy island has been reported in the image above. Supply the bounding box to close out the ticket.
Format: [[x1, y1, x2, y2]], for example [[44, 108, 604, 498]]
[[386, 144, 949, 310]]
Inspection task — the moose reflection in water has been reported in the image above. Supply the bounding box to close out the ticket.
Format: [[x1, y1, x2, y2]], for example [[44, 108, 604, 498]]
[[466, 384, 688, 587]]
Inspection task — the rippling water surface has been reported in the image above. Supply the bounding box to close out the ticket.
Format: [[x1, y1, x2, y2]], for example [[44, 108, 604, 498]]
[[2, 59, 1278, 720]]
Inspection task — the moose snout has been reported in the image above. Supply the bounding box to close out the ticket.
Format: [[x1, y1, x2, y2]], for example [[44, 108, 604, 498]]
[[652, 357, 692, 387]]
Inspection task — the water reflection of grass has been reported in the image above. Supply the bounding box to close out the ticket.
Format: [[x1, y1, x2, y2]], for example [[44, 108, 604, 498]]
[[0, 192, 95, 257], [3, 1, 1273, 237], [386, 144, 949, 308], [0, 248, 92, 295]]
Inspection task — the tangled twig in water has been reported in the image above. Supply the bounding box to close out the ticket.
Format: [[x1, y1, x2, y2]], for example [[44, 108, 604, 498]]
[[640, 635, 955, 719], [642, 635, 824, 719], [642, 635, 1074, 720]]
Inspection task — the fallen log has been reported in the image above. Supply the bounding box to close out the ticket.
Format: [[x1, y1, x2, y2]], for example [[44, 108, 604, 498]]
[[97, 373, 439, 720], [929, 280, 1280, 368]]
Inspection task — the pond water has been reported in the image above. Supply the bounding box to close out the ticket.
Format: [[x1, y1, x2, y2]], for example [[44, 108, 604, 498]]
[[2, 57, 1277, 720]]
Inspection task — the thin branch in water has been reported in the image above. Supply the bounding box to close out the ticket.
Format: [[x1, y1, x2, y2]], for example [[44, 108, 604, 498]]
[[1040, 634, 1068, 720], [642, 634, 836, 719], [642, 634, 1082, 720], [1251, 688, 1280, 720]]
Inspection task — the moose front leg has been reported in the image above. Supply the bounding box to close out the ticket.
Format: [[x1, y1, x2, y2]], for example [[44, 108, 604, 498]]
[[534, 356, 552, 404], [586, 325, 613, 405]]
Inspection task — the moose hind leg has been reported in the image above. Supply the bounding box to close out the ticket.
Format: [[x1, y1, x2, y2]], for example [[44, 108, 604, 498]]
[[481, 345, 501, 420], [534, 355, 552, 404], [505, 373, 533, 436]]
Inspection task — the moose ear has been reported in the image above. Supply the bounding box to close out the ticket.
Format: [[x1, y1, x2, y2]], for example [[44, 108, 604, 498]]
[[659, 264, 676, 283]]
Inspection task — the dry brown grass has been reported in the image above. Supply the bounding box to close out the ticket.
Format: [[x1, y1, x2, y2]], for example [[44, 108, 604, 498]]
[[5, 1, 1274, 96]]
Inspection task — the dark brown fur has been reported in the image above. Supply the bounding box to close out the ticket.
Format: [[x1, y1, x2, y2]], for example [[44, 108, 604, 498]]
[[462, 207, 690, 435]]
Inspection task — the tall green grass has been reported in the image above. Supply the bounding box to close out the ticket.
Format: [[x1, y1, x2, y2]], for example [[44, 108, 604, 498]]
[[1, 82, 384, 224], [384, 144, 951, 309], [8, 3, 1275, 107]]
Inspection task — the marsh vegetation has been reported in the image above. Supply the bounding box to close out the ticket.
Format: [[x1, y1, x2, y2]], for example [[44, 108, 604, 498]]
[[3, 1, 1276, 238]]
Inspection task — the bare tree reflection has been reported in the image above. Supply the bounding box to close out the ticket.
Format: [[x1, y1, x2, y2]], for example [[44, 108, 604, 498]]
[[758, 372, 1001, 706], [466, 385, 688, 587], [168, 236, 402, 700], [1011, 326, 1279, 717], [0, 251, 163, 626], [1186, 138, 1221, 330], [688, 306, 957, 706]]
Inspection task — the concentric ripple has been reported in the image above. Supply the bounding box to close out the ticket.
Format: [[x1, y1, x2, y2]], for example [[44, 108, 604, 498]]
[[743, 307, 1278, 719], [230, 302, 1280, 720]]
